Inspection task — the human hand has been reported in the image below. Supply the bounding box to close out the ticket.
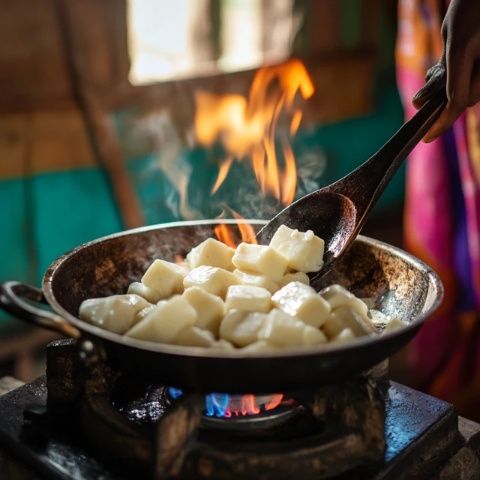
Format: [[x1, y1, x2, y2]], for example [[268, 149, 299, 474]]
[[412, 0, 480, 142]]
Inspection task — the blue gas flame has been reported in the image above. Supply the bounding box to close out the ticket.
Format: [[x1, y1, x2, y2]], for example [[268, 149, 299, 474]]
[[167, 387, 231, 417]]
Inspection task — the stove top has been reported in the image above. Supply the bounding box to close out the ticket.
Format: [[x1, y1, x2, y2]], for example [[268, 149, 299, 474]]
[[0, 340, 469, 479]]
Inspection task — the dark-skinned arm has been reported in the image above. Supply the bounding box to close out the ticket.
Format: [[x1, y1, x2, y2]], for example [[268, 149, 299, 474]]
[[412, 0, 480, 142]]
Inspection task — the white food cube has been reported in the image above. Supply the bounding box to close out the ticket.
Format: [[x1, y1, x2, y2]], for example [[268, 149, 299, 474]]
[[134, 304, 157, 324], [183, 266, 239, 298], [368, 309, 390, 329], [79, 294, 150, 334], [384, 317, 407, 333], [232, 243, 288, 282], [186, 238, 235, 271], [258, 309, 307, 347], [174, 326, 215, 347], [183, 287, 224, 335], [241, 340, 277, 352], [322, 314, 345, 339], [279, 271, 310, 288], [127, 282, 163, 303], [125, 296, 197, 343], [302, 325, 328, 346], [220, 310, 268, 347], [320, 285, 369, 316], [225, 285, 271, 313], [331, 328, 356, 344], [210, 339, 236, 351], [269, 225, 324, 272], [141, 259, 187, 299], [272, 282, 330, 327], [233, 269, 279, 293], [323, 305, 376, 339]]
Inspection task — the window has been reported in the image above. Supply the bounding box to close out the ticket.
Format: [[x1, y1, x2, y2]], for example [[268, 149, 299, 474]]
[[127, 0, 297, 85]]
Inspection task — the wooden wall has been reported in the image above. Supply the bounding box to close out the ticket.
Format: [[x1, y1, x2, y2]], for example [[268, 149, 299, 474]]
[[0, 0, 384, 230]]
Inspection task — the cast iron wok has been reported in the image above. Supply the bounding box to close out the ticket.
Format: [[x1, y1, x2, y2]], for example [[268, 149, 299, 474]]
[[0, 220, 443, 393]]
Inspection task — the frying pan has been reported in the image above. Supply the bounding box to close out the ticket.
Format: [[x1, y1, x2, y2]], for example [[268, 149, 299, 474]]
[[0, 220, 443, 393]]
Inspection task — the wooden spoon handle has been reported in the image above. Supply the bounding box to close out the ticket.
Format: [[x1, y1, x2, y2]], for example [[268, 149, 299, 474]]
[[327, 87, 447, 220]]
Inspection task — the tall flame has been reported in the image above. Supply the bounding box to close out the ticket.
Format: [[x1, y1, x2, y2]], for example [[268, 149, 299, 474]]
[[195, 58, 314, 206]]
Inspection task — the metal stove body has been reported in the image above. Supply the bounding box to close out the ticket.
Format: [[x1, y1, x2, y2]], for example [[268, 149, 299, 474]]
[[0, 339, 476, 480]]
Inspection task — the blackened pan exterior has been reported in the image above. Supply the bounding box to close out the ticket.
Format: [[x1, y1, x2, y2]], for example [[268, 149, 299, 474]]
[[40, 220, 442, 393]]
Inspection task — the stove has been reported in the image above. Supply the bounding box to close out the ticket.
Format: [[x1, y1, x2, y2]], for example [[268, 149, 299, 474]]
[[0, 339, 473, 479]]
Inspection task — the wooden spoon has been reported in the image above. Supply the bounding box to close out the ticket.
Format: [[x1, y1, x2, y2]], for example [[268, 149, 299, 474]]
[[257, 89, 447, 275]]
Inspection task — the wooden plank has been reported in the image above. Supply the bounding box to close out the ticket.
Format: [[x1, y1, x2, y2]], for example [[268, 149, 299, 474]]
[[0, 0, 71, 107], [0, 110, 96, 180], [63, 0, 130, 93], [54, 0, 143, 229], [0, 0, 129, 113]]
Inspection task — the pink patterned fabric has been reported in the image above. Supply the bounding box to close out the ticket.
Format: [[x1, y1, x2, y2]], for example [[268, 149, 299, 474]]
[[397, 0, 480, 417]]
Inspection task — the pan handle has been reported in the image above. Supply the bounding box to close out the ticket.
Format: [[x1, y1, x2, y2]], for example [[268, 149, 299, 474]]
[[0, 281, 81, 339]]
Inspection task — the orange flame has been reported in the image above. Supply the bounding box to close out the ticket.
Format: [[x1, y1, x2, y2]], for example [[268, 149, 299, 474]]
[[195, 58, 314, 206], [214, 224, 238, 248], [214, 210, 258, 247], [241, 395, 261, 416], [225, 394, 284, 416], [232, 211, 257, 245], [264, 394, 283, 411]]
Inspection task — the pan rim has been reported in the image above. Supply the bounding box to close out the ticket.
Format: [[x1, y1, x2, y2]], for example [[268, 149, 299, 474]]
[[42, 219, 444, 360]]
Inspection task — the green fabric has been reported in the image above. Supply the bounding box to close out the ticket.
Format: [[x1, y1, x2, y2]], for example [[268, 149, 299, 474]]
[[0, 168, 122, 323]]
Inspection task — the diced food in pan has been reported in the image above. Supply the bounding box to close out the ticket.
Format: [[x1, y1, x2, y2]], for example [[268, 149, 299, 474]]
[[174, 325, 216, 347], [210, 339, 235, 351], [220, 310, 268, 347], [225, 285, 271, 313], [183, 286, 224, 335], [384, 317, 408, 333], [331, 328, 356, 344], [141, 259, 187, 300], [233, 269, 279, 293], [186, 238, 235, 271], [240, 340, 277, 352], [269, 225, 324, 272], [320, 284, 369, 316], [183, 266, 239, 298], [125, 296, 196, 343], [232, 243, 288, 282], [279, 271, 310, 287], [323, 305, 376, 339], [134, 304, 157, 324], [127, 282, 164, 304], [258, 309, 326, 347], [79, 224, 406, 350], [79, 294, 150, 334], [272, 282, 330, 328]]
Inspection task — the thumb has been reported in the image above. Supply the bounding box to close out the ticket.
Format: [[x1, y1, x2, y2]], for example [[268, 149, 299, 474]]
[[413, 63, 446, 109]]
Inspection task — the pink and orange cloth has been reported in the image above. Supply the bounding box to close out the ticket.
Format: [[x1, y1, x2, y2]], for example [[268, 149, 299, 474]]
[[397, 0, 480, 417]]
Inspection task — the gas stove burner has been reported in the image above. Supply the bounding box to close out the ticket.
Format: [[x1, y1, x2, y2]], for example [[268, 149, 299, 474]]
[[167, 387, 301, 430], [201, 399, 302, 432]]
